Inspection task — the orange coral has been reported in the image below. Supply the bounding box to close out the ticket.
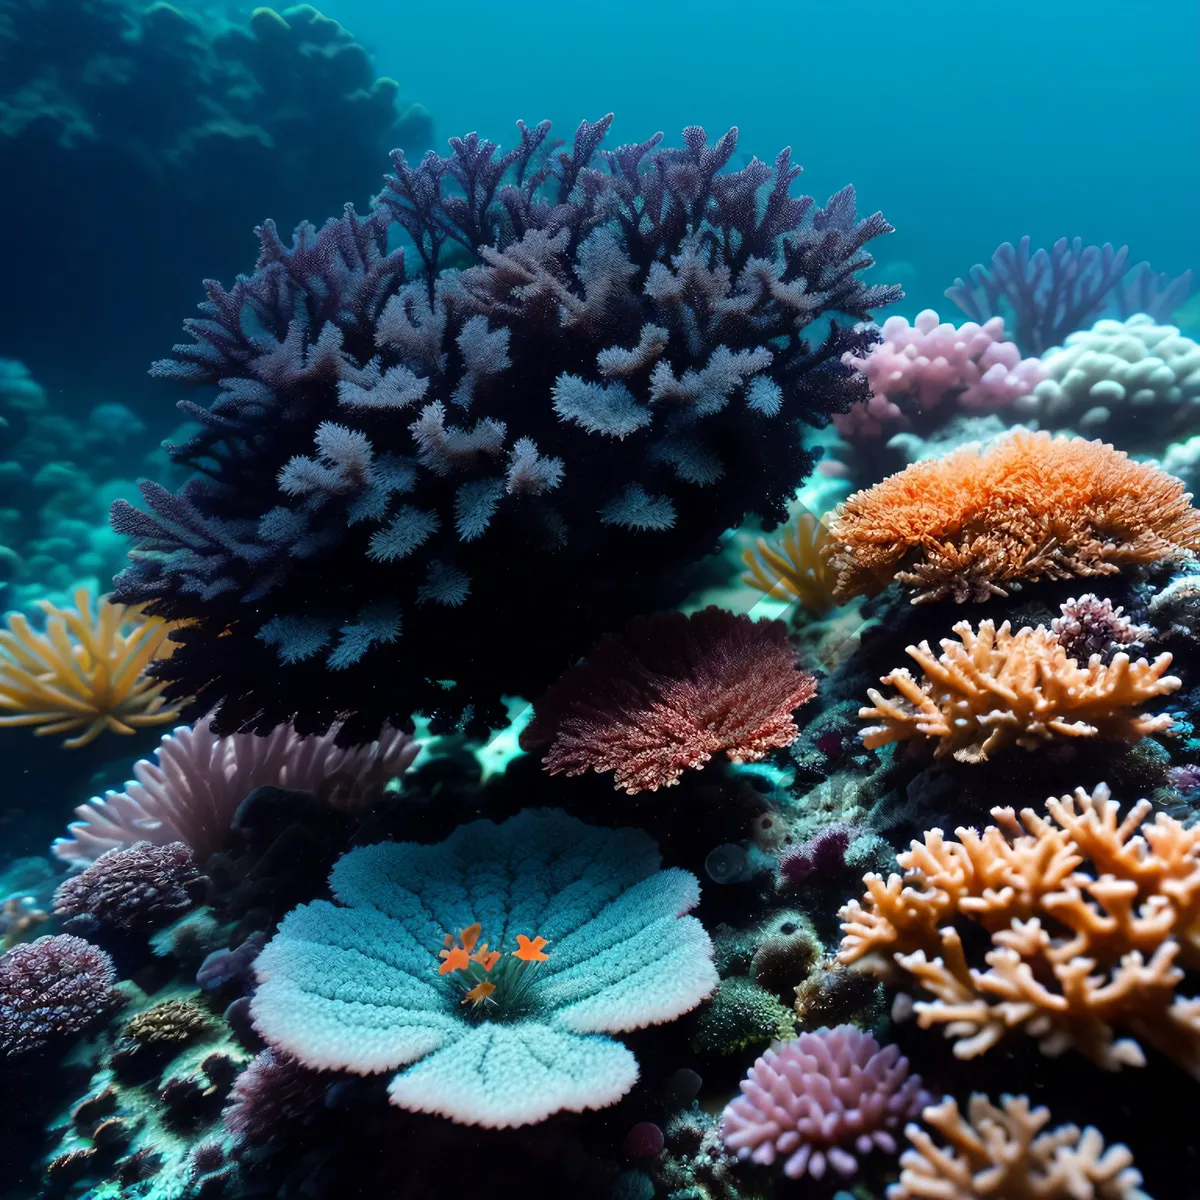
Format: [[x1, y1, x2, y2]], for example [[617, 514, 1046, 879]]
[[837, 783, 1200, 1077], [891, 1093, 1147, 1200], [741, 512, 839, 616], [0, 589, 184, 748], [860, 619, 1178, 762], [827, 430, 1200, 604]]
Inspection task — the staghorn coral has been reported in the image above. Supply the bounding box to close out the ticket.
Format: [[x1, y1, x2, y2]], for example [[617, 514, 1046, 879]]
[[0, 587, 183, 747], [0, 934, 119, 1056], [53, 714, 419, 863], [520, 607, 817, 794], [741, 511, 839, 616], [53, 841, 204, 934], [110, 118, 898, 742], [888, 1093, 1148, 1200], [859, 619, 1178, 763], [719, 1024, 928, 1180], [251, 809, 717, 1127], [837, 782, 1200, 1075], [828, 430, 1200, 605], [1050, 595, 1153, 663]]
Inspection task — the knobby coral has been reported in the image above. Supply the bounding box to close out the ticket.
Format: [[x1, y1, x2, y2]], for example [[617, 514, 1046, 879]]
[[719, 1024, 928, 1180], [110, 117, 899, 742], [827, 430, 1200, 604], [889, 1094, 1147, 1200], [1050, 595, 1152, 663], [0, 588, 182, 747], [53, 716, 418, 864], [520, 607, 817, 793], [838, 783, 1200, 1076], [859, 619, 1178, 763], [741, 512, 839, 615], [251, 809, 717, 1126]]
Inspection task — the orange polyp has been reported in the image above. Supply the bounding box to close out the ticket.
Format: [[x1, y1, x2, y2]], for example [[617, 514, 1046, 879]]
[[513, 934, 550, 962], [472, 948, 501, 972], [460, 923, 483, 953], [462, 980, 496, 1007], [438, 946, 470, 975]]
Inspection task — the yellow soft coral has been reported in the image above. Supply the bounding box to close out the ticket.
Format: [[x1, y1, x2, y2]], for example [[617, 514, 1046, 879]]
[[859, 619, 1178, 762], [827, 430, 1200, 603], [741, 512, 839, 616], [838, 783, 1200, 1076], [0, 588, 183, 748]]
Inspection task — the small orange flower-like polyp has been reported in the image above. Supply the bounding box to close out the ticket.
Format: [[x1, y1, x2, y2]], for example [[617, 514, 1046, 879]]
[[513, 934, 550, 962]]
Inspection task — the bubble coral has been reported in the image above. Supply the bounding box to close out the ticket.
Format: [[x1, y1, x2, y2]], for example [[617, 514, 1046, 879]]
[[0, 588, 183, 747], [521, 607, 817, 794], [0, 934, 120, 1057], [719, 1024, 928, 1180]]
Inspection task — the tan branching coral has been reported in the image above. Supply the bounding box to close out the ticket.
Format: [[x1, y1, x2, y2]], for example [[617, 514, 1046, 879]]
[[838, 783, 1200, 1076], [827, 430, 1200, 603], [0, 589, 183, 748], [860, 620, 1178, 763], [742, 512, 839, 616], [889, 1093, 1148, 1200]]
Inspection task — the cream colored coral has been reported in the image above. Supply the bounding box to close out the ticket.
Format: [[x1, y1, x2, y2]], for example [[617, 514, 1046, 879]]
[[859, 620, 1178, 763], [888, 1093, 1148, 1200], [838, 783, 1200, 1076], [742, 511, 839, 616]]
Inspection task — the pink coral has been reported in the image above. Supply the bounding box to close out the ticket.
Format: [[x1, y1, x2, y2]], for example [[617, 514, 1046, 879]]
[[719, 1024, 929, 1180], [836, 310, 1046, 439]]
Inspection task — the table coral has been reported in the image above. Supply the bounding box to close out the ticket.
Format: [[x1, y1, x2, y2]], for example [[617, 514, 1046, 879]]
[[889, 1093, 1148, 1200], [521, 607, 817, 794], [827, 430, 1200, 604], [250, 809, 717, 1127], [859, 619, 1179, 763], [837, 783, 1200, 1075]]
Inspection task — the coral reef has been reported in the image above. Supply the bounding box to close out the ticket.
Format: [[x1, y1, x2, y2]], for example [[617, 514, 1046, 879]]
[[741, 511, 839, 615], [828, 430, 1200, 604], [859, 619, 1179, 762], [54, 715, 418, 863], [838, 783, 1200, 1075], [53, 840, 205, 934], [720, 1025, 927, 1180], [889, 1094, 1148, 1200], [521, 608, 817, 793], [251, 809, 717, 1126], [110, 118, 899, 740], [0, 587, 183, 747]]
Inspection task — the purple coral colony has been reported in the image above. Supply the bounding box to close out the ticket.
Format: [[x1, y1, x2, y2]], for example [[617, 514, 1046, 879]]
[[0, 0, 1198, 1197]]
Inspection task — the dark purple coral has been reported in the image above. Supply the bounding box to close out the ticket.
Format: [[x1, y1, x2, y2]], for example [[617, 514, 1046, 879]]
[[223, 1049, 329, 1144], [111, 118, 899, 741], [0, 934, 120, 1057], [53, 841, 205, 934]]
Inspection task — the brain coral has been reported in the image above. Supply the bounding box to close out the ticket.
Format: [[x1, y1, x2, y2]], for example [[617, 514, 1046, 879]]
[[251, 809, 717, 1127], [110, 116, 899, 740]]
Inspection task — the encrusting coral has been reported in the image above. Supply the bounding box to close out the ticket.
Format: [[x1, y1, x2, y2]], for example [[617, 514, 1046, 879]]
[[0, 587, 183, 747], [53, 715, 419, 863], [889, 1093, 1148, 1200], [251, 809, 717, 1127], [837, 782, 1200, 1076], [741, 512, 839, 616], [859, 619, 1179, 763], [827, 430, 1200, 605], [521, 607, 817, 793]]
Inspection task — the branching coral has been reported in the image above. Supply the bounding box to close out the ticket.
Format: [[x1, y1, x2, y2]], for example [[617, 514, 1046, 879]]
[[837, 783, 1200, 1076], [53, 715, 419, 864], [827, 430, 1200, 604], [110, 118, 898, 741], [741, 512, 839, 616], [520, 607, 817, 793], [859, 619, 1178, 763], [889, 1094, 1148, 1200], [251, 809, 717, 1127], [0, 588, 183, 747]]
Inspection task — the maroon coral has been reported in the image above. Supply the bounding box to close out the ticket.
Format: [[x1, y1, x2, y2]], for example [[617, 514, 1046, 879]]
[[223, 1049, 329, 1144], [1051, 594, 1153, 663], [0, 935, 120, 1057], [521, 607, 817, 794], [54, 841, 205, 934], [719, 1024, 928, 1180]]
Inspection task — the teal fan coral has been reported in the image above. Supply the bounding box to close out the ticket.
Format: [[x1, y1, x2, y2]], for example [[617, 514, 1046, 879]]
[[250, 809, 717, 1127]]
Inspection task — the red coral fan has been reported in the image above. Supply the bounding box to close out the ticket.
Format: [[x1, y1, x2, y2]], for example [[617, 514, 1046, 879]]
[[521, 607, 816, 794]]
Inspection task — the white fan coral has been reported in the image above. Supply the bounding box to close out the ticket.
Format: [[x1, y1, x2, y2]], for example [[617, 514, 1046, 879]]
[[53, 716, 420, 864]]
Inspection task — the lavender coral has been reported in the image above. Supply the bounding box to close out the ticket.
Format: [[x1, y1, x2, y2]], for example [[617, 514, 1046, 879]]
[[0, 934, 119, 1057], [719, 1024, 928, 1179], [250, 809, 717, 1127], [110, 117, 899, 741]]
